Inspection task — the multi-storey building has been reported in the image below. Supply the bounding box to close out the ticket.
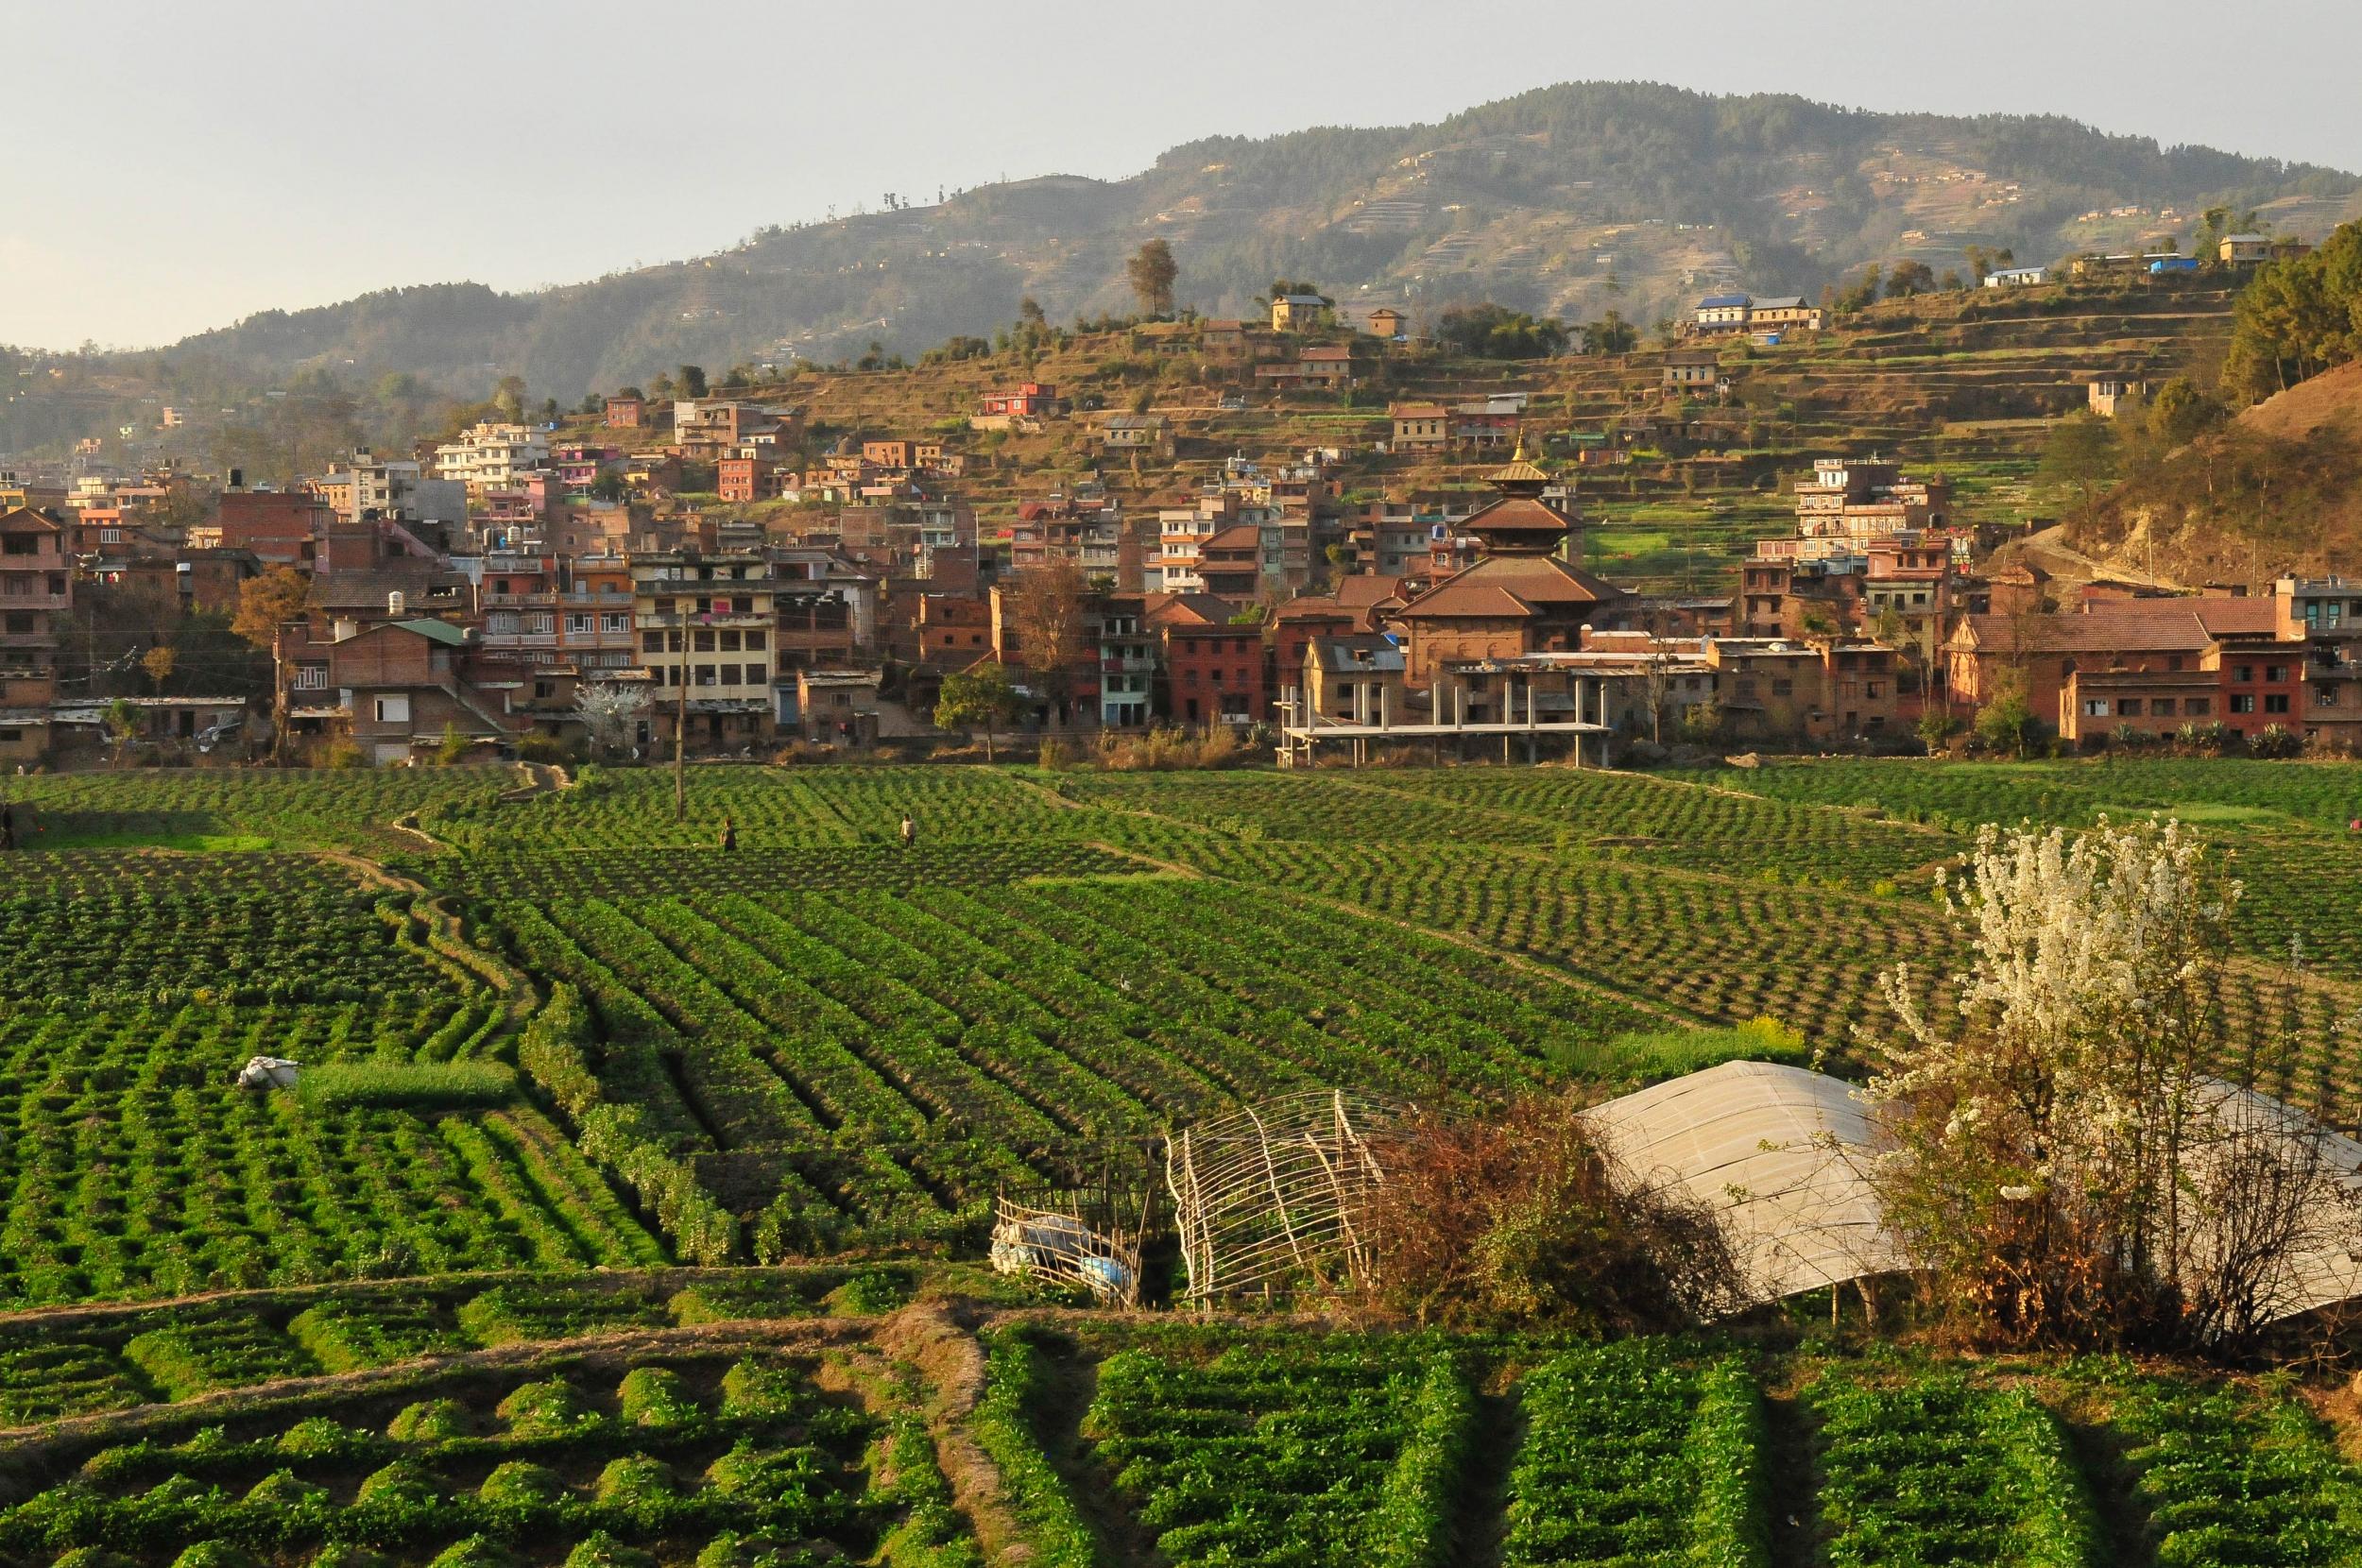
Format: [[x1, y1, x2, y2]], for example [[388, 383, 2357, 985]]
[[433, 422, 551, 497], [476, 551, 638, 676], [0, 507, 70, 765], [320, 452, 423, 521], [630, 549, 783, 750]]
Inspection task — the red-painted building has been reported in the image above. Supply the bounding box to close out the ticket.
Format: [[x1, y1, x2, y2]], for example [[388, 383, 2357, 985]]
[[979, 383, 1058, 418], [717, 456, 777, 503], [1153, 593, 1267, 725]]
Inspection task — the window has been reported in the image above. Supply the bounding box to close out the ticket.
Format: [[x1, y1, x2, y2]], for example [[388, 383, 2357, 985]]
[[373, 694, 410, 724], [2151, 699, 2177, 716], [720, 630, 742, 652], [295, 663, 328, 690], [2166, 655, 2183, 673], [2235, 665, 2255, 682], [524, 612, 554, 634], [2083, 699, 2109, 717], [603, 614, 628, 634], [2118, 698, 2143, 717], [2184, 697, 2212, 715], [488, 612, 520, 635], [694, 664, 716, 687], [2317, 685, 2340, 707], [693, 630, 716, 652], [568, 614, 593, 635], [2265, 692, 2290, 714], [1772, 679, 1793, 696], [642, 630, 664, 653], [1865, 681, 1884, 698], [2267, 665, 2288, 683], [2230, 693, 2255, 714], [719, 664, 742, 686]]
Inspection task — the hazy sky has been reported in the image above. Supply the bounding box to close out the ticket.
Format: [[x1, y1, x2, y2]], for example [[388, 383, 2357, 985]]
[[8, 0, 2357, 350]]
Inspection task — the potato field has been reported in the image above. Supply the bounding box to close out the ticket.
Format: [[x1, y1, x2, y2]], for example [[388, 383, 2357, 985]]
[[9, 756, 2362, 1561]]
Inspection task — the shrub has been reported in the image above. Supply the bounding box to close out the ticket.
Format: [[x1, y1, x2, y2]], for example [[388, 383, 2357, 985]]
[[296, 1061, 516, 1112], [1360, 1093, 1745, 1329], [494, 1379, 598, 1440]]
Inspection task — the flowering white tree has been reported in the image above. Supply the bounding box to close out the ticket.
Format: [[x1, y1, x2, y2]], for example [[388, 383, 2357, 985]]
[[574, 680, 650, 758], [1868, 816, 2358, 1349]]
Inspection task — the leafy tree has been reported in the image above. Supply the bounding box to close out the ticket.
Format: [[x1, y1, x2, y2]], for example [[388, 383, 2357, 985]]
[[1435, 302, 1568, 359], [1126, 239, 1179, 317], [2147, 376, 2223, 448], [933, 664, 1021, 761], [231, 567, 313, 651], [140, 644, 176, 696], [2220, 219, 2361, 401], [1974, 670, 2036, 757], [1885, 261, 1937, 299], [1018, 297, 1047, 328], [2040, 412, 2119, 513], [676, 366, 708, 399], [103, 699, 139, 764], [1835, 268, 1883, 312], [1579, 312, 1638, 355]]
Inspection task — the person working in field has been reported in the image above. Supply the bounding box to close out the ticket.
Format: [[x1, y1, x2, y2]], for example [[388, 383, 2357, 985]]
[[900, 815, 916, 849], [0, 802, 13, 851], [719, 817, 738, 851]]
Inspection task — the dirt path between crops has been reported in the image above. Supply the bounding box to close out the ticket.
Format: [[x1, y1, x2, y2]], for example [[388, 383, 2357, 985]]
[[1030, 1335, 1160, 1568], [1455, 1381, 1523, 1568], [1761, 1387, 1821, 1568]]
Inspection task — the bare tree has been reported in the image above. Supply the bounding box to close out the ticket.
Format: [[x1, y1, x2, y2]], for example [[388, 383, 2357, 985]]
[[575, 679, 651, 759], [1006, 558, 1090, 728]]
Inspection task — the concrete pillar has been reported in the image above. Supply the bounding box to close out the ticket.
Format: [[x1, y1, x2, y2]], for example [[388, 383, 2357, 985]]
[[1378, 680, 1392, 730]]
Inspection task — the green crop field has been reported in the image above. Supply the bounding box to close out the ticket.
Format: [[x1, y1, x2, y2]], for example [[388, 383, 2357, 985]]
[[7, 756, 2362, 1560]]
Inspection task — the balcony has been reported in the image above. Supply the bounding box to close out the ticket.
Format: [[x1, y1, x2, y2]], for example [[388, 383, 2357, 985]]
[[0, 591, 71, 611], [638, 610, 773, 628], [637, 575, 772, 595]]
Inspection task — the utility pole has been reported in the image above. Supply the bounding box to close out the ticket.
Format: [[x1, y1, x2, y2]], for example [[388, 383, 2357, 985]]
[[673, 626, 688, 821]]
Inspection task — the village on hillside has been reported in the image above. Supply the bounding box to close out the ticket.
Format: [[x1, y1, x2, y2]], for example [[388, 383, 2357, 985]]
[[3, 231, 2353, 775]]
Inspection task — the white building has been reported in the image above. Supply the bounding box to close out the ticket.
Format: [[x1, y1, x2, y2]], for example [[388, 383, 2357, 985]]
[[434, 422, 551, 496]]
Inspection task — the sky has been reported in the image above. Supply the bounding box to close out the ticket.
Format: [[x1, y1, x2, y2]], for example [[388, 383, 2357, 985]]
[[7, 0, 2359, 351]]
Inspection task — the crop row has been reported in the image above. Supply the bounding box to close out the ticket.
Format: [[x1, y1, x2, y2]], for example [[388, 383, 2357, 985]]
[[0, 854, 454, 1005], [0, 1005, 656, 1311], [1082, 1341, 1469, 1567], [489, 876, 1643, 1257], [0, 1271, 917, 1427], [0, 1353, 922, 1568], [411, 843, 1147, 902], [1669, 756, 2362, 833], [1356, 767, 1956, 885], [1153, 838, 2360, 1107], [1504, 1343, 1769, 1566], [419, 765, 1112, 850], [1810, 1371, 2101, 1566], [0, 769, 511, 853]]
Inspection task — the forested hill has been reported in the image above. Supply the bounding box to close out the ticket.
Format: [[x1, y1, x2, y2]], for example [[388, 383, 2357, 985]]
[[17, 81, 2362, 426]]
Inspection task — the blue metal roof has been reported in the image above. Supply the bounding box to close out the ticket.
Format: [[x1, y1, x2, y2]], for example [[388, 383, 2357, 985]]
[[1699, 293, 1751, 309]]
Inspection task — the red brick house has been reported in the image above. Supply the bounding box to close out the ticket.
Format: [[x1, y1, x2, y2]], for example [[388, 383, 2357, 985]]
[[605, 393, 644, 429], [277, 617, 519, 764], [1153, 593, 1267, 725]]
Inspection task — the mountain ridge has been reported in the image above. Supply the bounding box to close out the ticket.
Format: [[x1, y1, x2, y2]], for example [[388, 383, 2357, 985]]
[[9, 81, 2359, 437]]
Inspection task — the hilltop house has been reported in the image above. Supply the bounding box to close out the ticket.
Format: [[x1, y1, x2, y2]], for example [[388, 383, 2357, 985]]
[[1269, 294, 1329, 332]]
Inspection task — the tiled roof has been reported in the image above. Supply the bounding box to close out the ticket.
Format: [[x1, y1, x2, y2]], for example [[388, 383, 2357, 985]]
[[1402, 553, 1615, 619], [1954, 605, 2214, 654]]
